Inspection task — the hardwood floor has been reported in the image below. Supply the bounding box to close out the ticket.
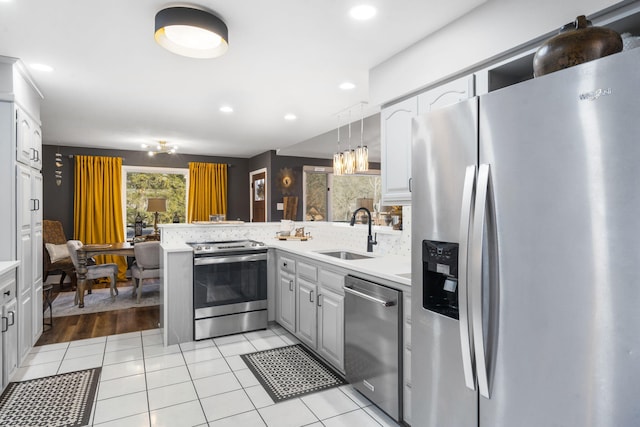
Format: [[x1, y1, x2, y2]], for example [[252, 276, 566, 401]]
[[35, 280, 160, 346]]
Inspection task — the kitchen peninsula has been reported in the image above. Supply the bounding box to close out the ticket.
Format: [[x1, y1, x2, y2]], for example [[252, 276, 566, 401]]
[[159, 219, 414, 422], [159, 220, 411, 342]]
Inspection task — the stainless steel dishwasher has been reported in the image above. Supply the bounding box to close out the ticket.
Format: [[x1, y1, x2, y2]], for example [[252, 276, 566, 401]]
[[344, 275, 402, 422]]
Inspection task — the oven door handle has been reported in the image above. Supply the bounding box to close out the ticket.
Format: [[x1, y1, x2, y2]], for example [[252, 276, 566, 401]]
[[194, 253, 267, 265]]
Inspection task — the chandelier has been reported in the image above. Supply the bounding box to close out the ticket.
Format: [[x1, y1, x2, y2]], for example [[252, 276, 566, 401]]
[[147, 141, 177, 156], [333, 102, 368, 175]]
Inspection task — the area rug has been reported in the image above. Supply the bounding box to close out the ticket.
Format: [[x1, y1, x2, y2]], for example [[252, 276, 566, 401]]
[[0, 367, 101, 427], [240, 344, 346, 403], [51, 280, 160, 317]]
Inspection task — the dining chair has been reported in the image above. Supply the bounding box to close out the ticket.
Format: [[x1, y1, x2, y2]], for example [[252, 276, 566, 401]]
[[66, 240, 120, 304], [130, 241, 160, 303]]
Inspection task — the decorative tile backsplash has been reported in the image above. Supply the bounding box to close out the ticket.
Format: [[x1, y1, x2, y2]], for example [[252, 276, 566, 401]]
[[161, 206, 412, 257]]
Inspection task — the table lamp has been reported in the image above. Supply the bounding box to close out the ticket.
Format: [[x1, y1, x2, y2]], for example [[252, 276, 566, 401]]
[[147, 197, 167, 235]]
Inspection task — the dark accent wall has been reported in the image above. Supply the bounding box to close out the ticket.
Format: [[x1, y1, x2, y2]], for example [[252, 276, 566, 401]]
[[247, 151, 273, 221], [42, 145, 380, 233], [268, 153, 381, 222], [42, 145, 250, 237]]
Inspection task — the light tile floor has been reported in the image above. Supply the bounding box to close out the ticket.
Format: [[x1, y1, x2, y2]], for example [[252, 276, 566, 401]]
[[19, 325, 402, 427]]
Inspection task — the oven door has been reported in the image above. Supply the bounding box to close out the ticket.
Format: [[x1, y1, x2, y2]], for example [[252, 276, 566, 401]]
[[193, 252, 267, 319]]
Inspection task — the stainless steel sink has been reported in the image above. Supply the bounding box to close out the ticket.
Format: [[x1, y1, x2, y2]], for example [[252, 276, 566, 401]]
[[317, 250, 373, 260]]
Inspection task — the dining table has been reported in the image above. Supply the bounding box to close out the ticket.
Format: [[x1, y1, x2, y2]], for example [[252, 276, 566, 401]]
[[75, 242, 135, 308]]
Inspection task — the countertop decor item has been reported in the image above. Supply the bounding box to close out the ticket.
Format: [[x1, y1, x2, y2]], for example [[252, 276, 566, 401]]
[[533, 15, 622, 77]]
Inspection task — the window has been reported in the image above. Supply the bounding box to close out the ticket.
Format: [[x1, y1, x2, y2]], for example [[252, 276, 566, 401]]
[[303, 166, 382, 223], [122, 166, 188, 238]]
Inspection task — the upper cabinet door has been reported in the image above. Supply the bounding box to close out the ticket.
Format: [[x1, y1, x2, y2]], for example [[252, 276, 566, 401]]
[[417, 75, 476, 113], [31, 126, 42, 171], [16, 109, 31, 167], [381, 96, 418, 206]]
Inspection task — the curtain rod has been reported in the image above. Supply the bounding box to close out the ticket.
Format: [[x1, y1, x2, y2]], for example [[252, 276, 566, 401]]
[[66, 154, 233, 166]]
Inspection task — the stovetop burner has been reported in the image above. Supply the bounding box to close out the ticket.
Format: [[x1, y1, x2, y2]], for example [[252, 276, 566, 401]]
[[189, 240, 266, 255]]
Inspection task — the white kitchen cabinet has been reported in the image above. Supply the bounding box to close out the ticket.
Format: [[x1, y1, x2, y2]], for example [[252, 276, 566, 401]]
[[317, 286, 344, 370], [381, 96, 417, 206], [417, 75, 475, 113], [381, 75, 475, 207], [2, 297, 18, 388], [18, 292, 31, 362], [16, 162, 42, 353], [275, 251, 346, 372], [296, 277, 317, 348], [1, 58, 44, 364], [16, 108, 42, 171], [276, 255, 296, 334]]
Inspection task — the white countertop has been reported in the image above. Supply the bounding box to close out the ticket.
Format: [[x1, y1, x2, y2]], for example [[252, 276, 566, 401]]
[[161, 238, 412, 287], [267, 238, 411, 287], [0, 260, 19, 276]]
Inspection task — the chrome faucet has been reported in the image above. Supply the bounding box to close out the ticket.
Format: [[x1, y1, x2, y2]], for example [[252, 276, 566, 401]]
[[350, 207, 377, 252]]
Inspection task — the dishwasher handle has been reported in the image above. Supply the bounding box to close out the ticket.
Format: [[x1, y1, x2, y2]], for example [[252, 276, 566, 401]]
[[343, 286, 396, 307]]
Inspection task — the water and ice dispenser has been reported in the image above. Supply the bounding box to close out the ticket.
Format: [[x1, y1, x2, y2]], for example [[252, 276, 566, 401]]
[[422, 240, 459, 319]]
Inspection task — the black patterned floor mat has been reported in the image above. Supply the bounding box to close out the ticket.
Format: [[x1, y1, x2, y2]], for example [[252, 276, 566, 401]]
[[0, 367, 101, 427], [241, 344, 346, 403]]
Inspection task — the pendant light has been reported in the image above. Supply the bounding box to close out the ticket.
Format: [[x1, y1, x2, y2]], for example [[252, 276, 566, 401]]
[[355, 103, 369, 172], [343, 110, 356, 175], [155, 6, 229, 59], [333, 114, 345, 175]]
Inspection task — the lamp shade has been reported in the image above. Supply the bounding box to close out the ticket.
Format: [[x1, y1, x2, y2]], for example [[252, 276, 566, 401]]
[[155, 7, 229, 58], [147, 198, 167, 212]]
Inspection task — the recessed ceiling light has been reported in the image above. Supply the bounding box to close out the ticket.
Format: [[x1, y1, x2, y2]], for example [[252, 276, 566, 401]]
[[219, 105, 233, 113], [349, 4, 377, 20], [339, 82, 356, 90], [30, 63, 54, 72], [284, 114, 297, 121]]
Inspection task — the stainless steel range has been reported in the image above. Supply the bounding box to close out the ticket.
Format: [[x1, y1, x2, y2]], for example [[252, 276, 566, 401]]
[[189, 240, 268, 340]]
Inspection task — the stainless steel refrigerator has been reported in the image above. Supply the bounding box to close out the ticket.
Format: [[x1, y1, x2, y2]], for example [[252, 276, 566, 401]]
[[411, 47, 640, 427]]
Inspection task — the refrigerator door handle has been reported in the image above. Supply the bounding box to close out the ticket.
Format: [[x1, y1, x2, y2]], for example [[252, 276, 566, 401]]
[[458, 164, 477, 390], [471, 163, 491, 398]]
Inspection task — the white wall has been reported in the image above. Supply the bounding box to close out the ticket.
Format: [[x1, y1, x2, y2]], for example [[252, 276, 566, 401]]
[[370, 0, 621, 105]]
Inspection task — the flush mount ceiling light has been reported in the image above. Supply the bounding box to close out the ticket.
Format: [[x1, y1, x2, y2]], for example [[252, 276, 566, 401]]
[[155, 6, 229, 59], [148, 140, 177, 156], [339, 82, 356, 90]]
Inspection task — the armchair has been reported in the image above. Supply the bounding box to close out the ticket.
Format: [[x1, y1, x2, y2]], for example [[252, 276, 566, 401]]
[[130, 241, 160, 303], [43, 220, 76, 289], [66, 240, 119, 303]]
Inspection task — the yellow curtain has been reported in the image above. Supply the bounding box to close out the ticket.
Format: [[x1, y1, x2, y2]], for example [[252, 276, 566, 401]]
[[74, 155, 127, 280], [187, 162, 228, 222]]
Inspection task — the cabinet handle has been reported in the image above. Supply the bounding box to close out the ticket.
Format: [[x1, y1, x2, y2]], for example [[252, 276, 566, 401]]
[[283, 262, 287, 267], [8, 311, 14, 326], [409, 177, 413, 192], [289, 280, 293, 292], [317, 294, 323, 307], [309, 290, 314, 303], [1, 317, 7, 333], [3, 290, 9, 297], [36, 199, 40, 211]]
